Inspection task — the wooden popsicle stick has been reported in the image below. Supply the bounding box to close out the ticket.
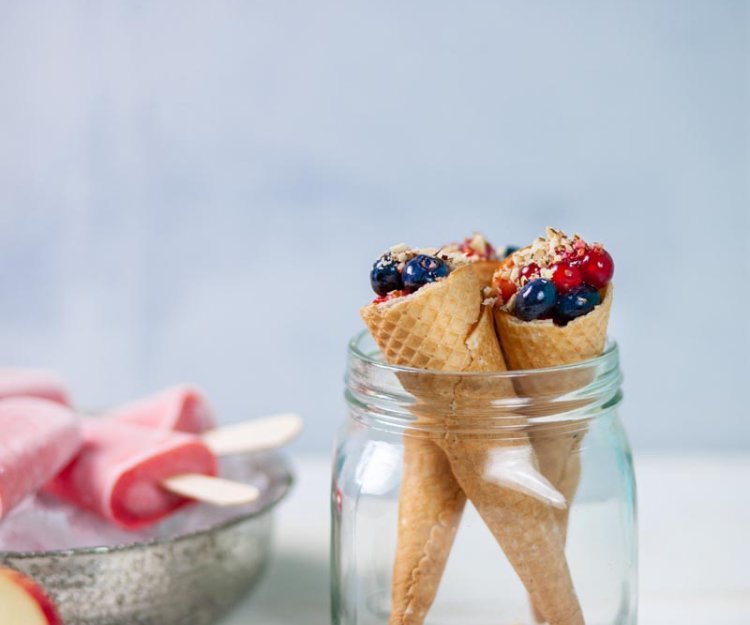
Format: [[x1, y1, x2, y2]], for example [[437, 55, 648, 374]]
[[161, 474, 260, 506], [202, 412, 303, 456], [158, 413, 302, 507]]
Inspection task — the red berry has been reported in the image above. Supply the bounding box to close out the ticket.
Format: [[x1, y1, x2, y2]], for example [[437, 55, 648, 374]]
[[565, 247, 587, 268], [459, 243, 477, 257], [372, 289, 406, 304], [459, 238, 495, 260], [551, 261, 583, 294], [519, 263, 540, 282], [497, 277, 517, 303], [581, 247, 614, 288]]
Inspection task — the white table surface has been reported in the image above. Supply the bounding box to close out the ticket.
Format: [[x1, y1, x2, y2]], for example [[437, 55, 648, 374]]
[[222, 452, 750, 625]]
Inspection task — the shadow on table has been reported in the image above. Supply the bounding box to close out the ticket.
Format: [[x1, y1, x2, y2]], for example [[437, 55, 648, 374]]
[[223, 551, 330, 625]]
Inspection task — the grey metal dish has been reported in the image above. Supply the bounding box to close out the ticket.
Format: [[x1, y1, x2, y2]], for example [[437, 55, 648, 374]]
[[0, 452, 293, 625]]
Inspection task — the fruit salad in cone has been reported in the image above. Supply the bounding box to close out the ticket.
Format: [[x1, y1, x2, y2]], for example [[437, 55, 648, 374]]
[[491, 227, 613, 330], [490, 227, 615, 623], [360, 235, 583, 625]]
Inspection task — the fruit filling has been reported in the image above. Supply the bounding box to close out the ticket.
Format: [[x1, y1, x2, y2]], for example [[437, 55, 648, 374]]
[[370, 234, 497, 302], [491, 227, 614, 326], [452, 233, 497, 260]]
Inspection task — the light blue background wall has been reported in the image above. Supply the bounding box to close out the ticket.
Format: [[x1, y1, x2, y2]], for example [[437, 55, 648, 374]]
[[1, 2, 748, 451]]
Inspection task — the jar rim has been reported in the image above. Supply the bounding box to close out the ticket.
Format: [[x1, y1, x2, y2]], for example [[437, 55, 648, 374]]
[[348, 330, 620, 379], [345, 332, 622, 436], [345, 330, 623, 433]]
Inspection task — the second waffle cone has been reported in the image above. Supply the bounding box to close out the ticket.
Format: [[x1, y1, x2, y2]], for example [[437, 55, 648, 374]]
[[495, 284, 613, 622]]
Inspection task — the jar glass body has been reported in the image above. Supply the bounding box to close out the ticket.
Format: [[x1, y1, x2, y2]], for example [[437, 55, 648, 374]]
[[332, 332, 636, 625]]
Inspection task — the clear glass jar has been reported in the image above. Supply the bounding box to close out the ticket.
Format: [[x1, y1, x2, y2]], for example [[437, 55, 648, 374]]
[[332, 332, 636, 625]]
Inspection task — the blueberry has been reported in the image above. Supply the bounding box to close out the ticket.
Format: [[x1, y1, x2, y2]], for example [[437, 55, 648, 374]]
[[503, 245, 519, 258], [370, 255, 403, 296], [402, 254, 449, 292], [514, 278, 557, 321], [554, 285, 601, 325]]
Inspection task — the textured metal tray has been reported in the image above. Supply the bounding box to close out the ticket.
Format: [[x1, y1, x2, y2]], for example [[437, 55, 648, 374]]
[[0, 452, 293, 625]]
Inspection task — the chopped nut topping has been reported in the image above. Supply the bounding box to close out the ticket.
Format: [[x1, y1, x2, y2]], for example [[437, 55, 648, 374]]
[[491, 226, 583, 308]]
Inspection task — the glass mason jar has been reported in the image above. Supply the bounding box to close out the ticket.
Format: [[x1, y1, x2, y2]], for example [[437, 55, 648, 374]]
[[332, 331, 636, 625]]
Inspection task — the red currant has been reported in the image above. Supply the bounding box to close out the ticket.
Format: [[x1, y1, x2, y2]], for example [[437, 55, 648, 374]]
[[459, 243, 477, 257], [550, 261, 583, 293], [497, 277, 517, 303], [565, 247, 587, 268], [581, 247, 614, 288], [372, 289, 406, 304], [459, 238, 495, 260], [519, 263, 540, 282]]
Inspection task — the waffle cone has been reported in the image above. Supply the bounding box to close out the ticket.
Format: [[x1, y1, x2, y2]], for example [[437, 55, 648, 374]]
[[387, 435, 466, 625], [361, 265, 479, 625], [436, 307, 584, 625], [494, 285, 613, 390], [361, 266, 583, 625], [495, 285, 613, 622]]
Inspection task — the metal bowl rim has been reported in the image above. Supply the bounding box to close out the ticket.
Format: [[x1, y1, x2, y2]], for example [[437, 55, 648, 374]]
[[0, 454, 294, 560]]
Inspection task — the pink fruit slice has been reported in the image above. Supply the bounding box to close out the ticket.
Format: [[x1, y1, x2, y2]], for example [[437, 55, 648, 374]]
[[0, 398, 82, 519], [0, 568, 63, 625], [105, 384, 215, 433]]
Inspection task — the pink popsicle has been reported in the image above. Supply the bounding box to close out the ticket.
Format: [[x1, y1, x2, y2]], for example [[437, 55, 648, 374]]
[[105, 385, 215, 433], [0, 369, 71, 406], [45, 420, 217, 530], [0, 398, 82, 519]]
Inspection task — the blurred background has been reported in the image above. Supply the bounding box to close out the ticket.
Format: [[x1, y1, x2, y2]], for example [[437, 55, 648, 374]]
[[0, 1, 747, 453]]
